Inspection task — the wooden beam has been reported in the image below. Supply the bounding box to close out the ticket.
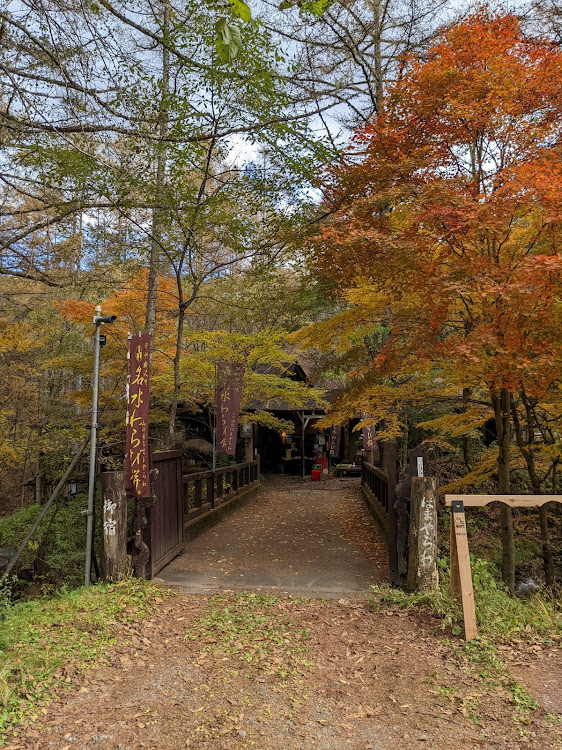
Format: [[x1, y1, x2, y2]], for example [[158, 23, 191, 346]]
[[300, 410, 305, 479], [445, 494, 562, 508], [384, 440, 400, 586]]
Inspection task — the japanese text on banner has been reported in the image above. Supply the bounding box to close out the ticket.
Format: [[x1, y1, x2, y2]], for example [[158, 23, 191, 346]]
[[125, 333, 151, 497], [361, 411, 377, 451], [330, 426, 342, 457], [215, 362, 244, 456]]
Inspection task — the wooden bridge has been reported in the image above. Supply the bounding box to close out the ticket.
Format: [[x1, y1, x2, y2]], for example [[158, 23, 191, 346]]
[[102, 447, 412, 594], [146, 451, 261, 578]]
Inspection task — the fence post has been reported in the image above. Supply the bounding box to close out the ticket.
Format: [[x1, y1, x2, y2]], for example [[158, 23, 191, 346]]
[[207, 475, 215, 508], [384, 440, 400, 586], [100, 471, 128, 581], [407, 476, 439, 591], [245, 433, 253, 462]]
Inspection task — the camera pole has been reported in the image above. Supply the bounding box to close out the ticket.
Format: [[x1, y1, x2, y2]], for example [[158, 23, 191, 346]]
[[85, 304, 116, 587]]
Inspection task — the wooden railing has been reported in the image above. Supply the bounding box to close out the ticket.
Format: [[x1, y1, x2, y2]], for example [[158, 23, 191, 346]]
[[361, 461, 389, 514], [362, 449, 401, 586], [183, 459, 260, 522]]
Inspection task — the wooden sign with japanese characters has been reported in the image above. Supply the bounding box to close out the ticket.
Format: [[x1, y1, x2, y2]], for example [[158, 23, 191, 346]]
[[125, 333, 151, 497], [330, 426, 341, 457], [361, 412, 377, 451], [216, 362, 244, 456]]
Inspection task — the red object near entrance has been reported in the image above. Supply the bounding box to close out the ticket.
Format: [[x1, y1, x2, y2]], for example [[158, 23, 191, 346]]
[[311, 469, 321, 481]]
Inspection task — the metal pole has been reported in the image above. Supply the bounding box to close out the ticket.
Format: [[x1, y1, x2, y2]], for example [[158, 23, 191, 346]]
[[85, 304, 102, 587]]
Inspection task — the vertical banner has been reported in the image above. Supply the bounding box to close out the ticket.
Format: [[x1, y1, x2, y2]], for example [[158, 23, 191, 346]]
[[361, 411, 377, 451], [216, 362, 244, 456], [125, 333, 151, 497], [330, 426, 342, 457]]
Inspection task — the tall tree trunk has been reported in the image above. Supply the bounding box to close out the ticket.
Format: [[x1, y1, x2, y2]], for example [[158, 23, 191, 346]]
[[372, 0, 383, 112], [144, 0, 170, 339], [493, 388, 515, 592], [538, 506, 554, 588], [168, 302, 186, 443], [517, 393, 555, 588], [462, 387, 474, 470]]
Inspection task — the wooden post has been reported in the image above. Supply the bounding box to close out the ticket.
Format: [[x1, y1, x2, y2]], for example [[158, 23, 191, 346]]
[[407, 477, 439, 591], [365, 449, 374, 465], [245, 433, 253, 463], [300, 411, 306, 479], [100, 471, 128, 580], [449, 500, 478, 641], [449, 514, 461, 597], [384, 440, 400, 586]]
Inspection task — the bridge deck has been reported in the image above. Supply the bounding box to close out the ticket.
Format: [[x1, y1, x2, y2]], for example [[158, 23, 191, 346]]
[[159, 476, 388, 598]]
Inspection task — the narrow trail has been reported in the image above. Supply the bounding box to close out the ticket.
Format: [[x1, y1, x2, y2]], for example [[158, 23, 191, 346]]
[[159, 476, 388, 598]]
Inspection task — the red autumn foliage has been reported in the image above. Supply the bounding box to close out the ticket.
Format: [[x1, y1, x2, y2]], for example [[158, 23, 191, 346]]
[[313, 10, 562, 399]]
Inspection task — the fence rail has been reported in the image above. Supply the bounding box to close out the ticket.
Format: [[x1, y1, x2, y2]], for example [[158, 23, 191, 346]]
[[184, 459, 260, 522], [361, 449, 411, 587], [361, 461, 389, 515]]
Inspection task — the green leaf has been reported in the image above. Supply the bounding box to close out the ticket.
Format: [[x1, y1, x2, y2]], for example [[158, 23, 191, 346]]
[[215, 19, 243, 63], [229, 0, 251, 23]]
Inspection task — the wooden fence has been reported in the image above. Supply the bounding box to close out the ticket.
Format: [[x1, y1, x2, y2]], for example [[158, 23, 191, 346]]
[[101, 456, 261, 581], [361, 454, 401, 586], [184, 458, 260, 523], [361, 461, 389, 519]]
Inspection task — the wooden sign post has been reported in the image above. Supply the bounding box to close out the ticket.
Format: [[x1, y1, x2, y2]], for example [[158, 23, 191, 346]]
[[448, 499, 477, 640], [407, 476, 439, 592], [445, 494, 562, 641], [101, 470, 128, 581]]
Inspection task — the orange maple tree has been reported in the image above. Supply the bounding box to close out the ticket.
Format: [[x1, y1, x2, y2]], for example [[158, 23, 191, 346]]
[[307, 11, 562, 589]]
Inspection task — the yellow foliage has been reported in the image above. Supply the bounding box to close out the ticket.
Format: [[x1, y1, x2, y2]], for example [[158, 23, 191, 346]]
[[417, 405, 494, 439]]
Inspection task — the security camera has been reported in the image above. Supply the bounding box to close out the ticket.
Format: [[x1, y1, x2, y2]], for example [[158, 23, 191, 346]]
[[94, 314, 117, 325]]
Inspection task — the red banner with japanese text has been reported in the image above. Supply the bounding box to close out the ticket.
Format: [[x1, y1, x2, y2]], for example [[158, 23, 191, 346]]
[[361, 411, 377, 451], [125, 333, 151, 497], [216, 362, 244, 456]]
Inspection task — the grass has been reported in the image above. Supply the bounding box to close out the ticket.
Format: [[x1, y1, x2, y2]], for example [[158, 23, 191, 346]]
[[0, 495, 92, 593], [185, 593, 313, 746], [186, 592, 312, 680], [370, 557, 561, 738], [0, 578, 167, 743], [370, 556, 562, 641]]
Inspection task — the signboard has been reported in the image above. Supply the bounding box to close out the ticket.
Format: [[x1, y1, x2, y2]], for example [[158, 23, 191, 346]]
[[330, 426, 342, 457], [417, 456, 424, 477], [125, 333, 151, 497], [216, 362, 244, 456], [361, 412, 377, 451]]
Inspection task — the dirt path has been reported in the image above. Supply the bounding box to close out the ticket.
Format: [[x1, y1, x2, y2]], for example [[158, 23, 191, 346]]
[[159, 477, 388, 598], [20, 594, 561, 750], [14, 480, 561, 750]]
